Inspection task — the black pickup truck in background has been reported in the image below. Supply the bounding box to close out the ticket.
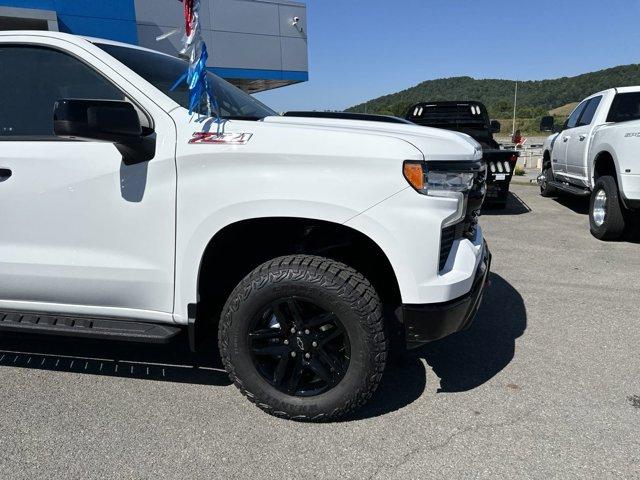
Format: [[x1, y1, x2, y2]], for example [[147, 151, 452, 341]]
[[406, 101, 519, 208]]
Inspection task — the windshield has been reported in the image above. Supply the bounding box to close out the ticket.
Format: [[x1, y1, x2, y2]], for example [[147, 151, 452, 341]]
[[96, 43, 277, 120]]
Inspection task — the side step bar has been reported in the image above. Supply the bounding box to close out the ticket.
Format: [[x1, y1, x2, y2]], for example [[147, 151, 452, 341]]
[[549, 180, 591, 196], [0, 311, 182, 344]]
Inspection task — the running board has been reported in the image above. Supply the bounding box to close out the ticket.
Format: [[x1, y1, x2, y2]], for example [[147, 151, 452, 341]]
[[549, 180, 591, 196], [0, 311, 182, 344]]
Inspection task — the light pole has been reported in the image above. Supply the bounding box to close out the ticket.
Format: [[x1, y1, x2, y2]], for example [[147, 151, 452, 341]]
[[512, 81, 518, 138]]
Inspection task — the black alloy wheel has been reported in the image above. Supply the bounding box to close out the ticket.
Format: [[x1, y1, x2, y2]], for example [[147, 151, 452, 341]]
[[248, 297, 350, 396]]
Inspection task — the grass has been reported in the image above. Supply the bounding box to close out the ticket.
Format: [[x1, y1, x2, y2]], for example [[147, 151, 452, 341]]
[[494, 115, 568, 137], [549, 102, 579, 117]]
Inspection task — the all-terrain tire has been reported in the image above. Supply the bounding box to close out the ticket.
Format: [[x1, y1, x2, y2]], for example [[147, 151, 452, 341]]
[[590, 175, 627, 240], [218, 255, 387, 422]]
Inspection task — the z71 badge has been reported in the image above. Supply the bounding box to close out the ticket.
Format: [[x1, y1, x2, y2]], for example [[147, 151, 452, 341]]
[[189, 132, 253, 145]]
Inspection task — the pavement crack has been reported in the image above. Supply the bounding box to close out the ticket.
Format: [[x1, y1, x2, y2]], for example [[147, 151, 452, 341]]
[[367, 411, 533, 479]]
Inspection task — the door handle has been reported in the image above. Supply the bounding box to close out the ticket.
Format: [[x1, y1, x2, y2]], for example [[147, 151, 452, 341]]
[[579, 134, 586, 141], [0, 168, 11, 181], [563, 136, 570, 142]]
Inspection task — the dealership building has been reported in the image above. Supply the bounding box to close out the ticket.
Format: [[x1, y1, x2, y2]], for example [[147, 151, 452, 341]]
[[0, 0, 308, 93]]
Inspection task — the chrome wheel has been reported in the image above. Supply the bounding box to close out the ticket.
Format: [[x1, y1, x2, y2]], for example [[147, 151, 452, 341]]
[[593, 189, 607, 227], [539, 170, 548, 191]]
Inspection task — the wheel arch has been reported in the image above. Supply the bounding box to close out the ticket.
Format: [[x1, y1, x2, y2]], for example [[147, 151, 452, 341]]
[[592, 150, 619, 186], [188, 216, 402, 350]]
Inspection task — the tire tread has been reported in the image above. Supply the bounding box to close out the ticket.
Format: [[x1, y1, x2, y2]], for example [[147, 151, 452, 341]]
[[218, 255, 387, 422], [590, 175, 626, 240]]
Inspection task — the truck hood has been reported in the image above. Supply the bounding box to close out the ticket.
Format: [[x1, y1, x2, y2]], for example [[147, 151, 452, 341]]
[[262, 116, 482, 161]]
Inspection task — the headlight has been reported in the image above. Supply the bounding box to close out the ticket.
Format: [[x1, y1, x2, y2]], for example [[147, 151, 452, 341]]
[[403, 160, 485, 226], [402, 160, 487, 227], [403, 161, 475, 196], [424, 170, 475, 195]]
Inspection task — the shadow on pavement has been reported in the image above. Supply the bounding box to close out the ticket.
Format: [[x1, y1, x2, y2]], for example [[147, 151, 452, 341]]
[[351, 273, 526, 419], [0, 331, 231, 386], [552, 194, 640, 242], [553, 194, 590, 215], [483, 192, 532, 216], [0, 274, 525, 419], [418, 273, 527, 392]]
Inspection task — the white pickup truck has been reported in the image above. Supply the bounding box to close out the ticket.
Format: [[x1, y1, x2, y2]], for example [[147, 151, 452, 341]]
[[0, 31, 490, 421], [540, 87, 640, 239]]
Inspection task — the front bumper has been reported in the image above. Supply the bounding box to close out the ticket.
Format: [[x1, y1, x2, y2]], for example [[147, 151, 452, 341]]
[[401, 241, 491, 348]]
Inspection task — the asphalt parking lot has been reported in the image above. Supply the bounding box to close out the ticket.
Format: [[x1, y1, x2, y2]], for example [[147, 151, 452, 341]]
[[1, 184, 638, 479]]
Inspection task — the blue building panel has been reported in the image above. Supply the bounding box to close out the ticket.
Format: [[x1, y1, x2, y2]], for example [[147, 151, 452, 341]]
[[0, 0, 138, 42], [57, 15, 138, 44], [0, 0, 135, 19], [51, 0, 136, 20]]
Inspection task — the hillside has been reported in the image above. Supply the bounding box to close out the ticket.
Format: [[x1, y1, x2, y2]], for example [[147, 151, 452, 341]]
[[549, 102, 579, 117], [346, 64, 640, 125]]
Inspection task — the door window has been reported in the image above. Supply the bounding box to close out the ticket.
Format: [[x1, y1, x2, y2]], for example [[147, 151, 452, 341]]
[[0, 45, 125, 138], [606, 92, 640, 123], [565, 100, 589, 130], [576, 96, 602, 127]]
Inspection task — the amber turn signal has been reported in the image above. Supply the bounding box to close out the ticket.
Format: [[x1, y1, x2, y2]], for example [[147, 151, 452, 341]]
[[403, 162, 424, 191]]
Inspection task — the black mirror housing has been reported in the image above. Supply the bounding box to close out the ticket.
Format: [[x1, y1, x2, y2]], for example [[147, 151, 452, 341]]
[[489, 120, 501, 133], [54, 99, 155, 163]]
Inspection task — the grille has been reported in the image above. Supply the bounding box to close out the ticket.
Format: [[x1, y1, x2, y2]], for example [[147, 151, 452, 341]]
[[439, 225, 456, 270]]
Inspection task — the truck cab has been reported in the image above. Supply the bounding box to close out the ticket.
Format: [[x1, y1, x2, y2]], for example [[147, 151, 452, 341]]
[[540, 87, 640, 239], [546, 91, 607, 185]]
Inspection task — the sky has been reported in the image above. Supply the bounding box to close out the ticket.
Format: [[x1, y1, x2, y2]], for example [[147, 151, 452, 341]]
[[256, 0, 640, 112]]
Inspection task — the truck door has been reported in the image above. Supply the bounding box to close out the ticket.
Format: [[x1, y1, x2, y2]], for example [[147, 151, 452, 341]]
[[554, 100, 589, 179], [0, 43, 177, 319], [565, 96, 602, 182]]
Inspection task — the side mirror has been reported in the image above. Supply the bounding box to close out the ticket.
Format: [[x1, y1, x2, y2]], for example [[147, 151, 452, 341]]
[[489, 120, 501, 133], [54, 99, 155, 163], [540, 116, 555, 133]]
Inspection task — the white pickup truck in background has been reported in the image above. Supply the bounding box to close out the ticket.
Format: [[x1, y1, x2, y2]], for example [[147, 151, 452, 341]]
[[540, 87, 640, 239]]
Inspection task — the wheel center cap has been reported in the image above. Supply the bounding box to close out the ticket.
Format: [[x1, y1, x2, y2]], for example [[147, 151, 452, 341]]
[[296, 336, 305, 351]]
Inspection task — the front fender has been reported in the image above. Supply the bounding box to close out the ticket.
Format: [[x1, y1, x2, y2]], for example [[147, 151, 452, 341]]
[[345, 188, 483, 305], [173, 199, 394, 323]]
